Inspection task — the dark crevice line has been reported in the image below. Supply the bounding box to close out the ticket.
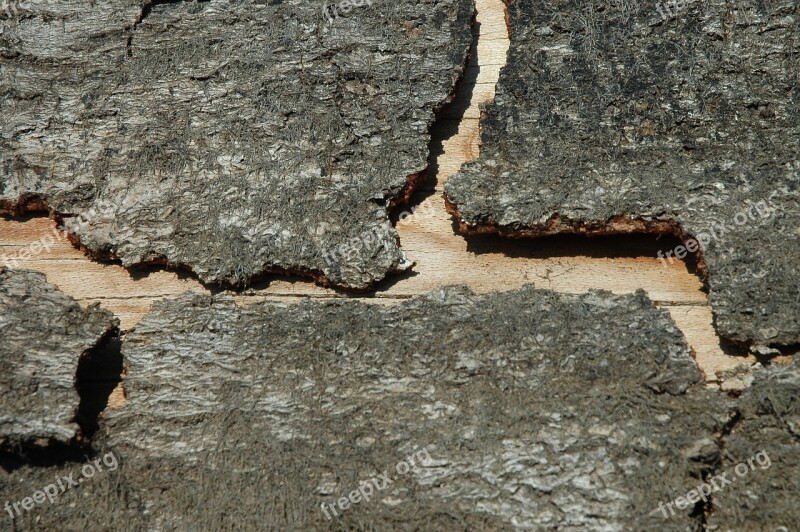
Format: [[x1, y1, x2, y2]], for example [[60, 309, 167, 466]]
[[126, 0, 210, 57], [388, 10, 480, 223], [694, 408, 743, 529]]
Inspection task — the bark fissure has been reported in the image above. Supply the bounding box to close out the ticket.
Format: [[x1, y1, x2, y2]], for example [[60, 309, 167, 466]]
[[127, 0, 209, 57], [698, 408, 743, 528], [73, 329, 124, 441]]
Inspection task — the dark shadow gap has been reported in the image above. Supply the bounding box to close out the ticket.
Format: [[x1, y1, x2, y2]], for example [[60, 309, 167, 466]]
[[461, 231, 687, 261], [0, 440, 95, 474], [74, 328, 124, 440], [388, 16, 481, 224], [0, 328, 123, 473]]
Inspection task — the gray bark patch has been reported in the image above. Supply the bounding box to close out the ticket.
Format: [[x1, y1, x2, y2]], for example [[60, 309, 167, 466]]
[[0, 269, 118, 447], [2, 287, 732, 529], [709, 359, 800, 529], [445, 0, 800, 347], [0, 0, 474, 289]]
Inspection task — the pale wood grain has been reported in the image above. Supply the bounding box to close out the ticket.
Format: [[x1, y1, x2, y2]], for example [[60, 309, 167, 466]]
[[0, 0, 755, 384]]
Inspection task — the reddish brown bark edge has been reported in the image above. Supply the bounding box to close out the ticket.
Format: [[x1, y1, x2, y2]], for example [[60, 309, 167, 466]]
[[0, 11, 476, 292], [443, 193, 710, 285], [0, 197, 363, 291], [0, 194, 50, 216], [0, 177, 424, 293], [442, 193, 764, 361]]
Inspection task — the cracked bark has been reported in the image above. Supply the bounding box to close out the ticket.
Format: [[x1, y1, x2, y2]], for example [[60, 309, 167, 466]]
[[127, 0, 188, 57], [0, 0, 474, 289], [0, 269, 119, 448], [445, 0, 800, 348], [2, 287, 730, 529], [708, 359, 800, 529]]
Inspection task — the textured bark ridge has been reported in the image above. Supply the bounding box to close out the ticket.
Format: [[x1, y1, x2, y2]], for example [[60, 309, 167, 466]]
[[709, 359, 800, 529], [444, 0, 800, 347], [0, 269, 118, 446], [2, 287, 733, 529], [0, 0, 474, 289]]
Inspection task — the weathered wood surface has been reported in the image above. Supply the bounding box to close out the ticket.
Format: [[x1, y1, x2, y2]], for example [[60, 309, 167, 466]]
[[0, 268, 117, 446], [445, 0, 800, 348], [0, 0, 474, 289], [1, 287, 733, 529], [0, 0, 755, 387]]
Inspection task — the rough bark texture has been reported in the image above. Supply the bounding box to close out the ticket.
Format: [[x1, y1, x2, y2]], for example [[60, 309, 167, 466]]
[[0, 0, 474, 289], [708, 359, 800, 530], [444, 0, 800, 348], [2, 287, 733, 529], [0, 268, 117, 446]]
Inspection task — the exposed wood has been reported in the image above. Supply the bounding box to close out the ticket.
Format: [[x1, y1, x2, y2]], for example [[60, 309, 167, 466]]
[[445, 0, 800, 347], [0, 0, 754, 384]]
